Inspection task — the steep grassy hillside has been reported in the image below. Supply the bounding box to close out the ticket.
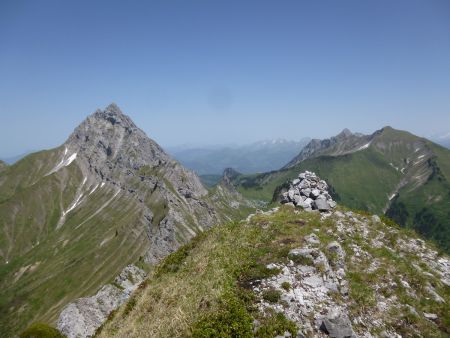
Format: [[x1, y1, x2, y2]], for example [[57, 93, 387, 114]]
[[234, 147, 401, 211], [0, 151, 151, 336], [98, 206, 450, 337]]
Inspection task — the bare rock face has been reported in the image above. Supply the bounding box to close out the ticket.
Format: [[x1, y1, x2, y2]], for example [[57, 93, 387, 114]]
[[57, 264, 146, 338], [55, 104, 219, 263], [65, 104, 208, 198], [280, 171, 337, 211], [284, 128, 376, 168]]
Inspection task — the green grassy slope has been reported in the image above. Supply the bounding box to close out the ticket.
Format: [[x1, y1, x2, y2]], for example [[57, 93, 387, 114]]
[[0, 150, 154, 336], [98, 206, 450, 337], [235, 148, 401, 213]]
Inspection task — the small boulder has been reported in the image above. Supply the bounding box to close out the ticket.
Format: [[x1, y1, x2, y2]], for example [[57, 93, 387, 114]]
[[293, 195, 303, 205], [310, 189, 321, 198], [314, 199, 331, 211], [327, 200, 337, 208], [424, 313, 438, 321], [372, 215, 381, 223], [301, 188, 312, 197], [320, 310, 356, 338]]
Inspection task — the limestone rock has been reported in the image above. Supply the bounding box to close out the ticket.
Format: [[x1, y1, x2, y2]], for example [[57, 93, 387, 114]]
[[57, 264, 146, 338], [279, 171, 337, 212], [320, 309, 356, 338]]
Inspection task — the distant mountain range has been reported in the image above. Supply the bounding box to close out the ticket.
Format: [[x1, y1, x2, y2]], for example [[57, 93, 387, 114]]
[[431, 132, 450, 149], [229, 127, 450, 253], [0, 151, 35, 164], [166, 138, 310, 176]]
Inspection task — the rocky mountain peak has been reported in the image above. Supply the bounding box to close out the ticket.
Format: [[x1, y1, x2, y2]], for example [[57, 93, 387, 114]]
[[90, 103, 137, 130], [337, 128, 353, 138], [283, 128, 374, 168], [64, 104, 170, 182]]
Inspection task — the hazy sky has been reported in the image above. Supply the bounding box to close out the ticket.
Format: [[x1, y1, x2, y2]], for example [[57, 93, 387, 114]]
[[1, 0, 450, 157]]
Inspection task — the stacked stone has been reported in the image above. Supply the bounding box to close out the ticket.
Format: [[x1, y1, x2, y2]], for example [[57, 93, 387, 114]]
[[280, 171, 337, 211]]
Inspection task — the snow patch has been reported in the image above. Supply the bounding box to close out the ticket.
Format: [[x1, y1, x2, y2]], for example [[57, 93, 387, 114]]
[[46, 150, 78, 176], [57, 176, 87, 229], [389, 163, 399, 171], [101, 182, 105, 188], [65, 153, 77, 166], [89, 184, 99, 195], [63, 193, 84, 216], [418, 155, 425, 159], [389, 193, 397, 200], [356, 141, 371, 151]]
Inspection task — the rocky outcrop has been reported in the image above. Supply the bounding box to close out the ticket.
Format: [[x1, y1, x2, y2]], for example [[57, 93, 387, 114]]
[[284, 128, 377, 168], [280, 171, 337, 211], [253, 225, 356, 337], [249, 208, 450, 337], [57, 265, 146, 338]]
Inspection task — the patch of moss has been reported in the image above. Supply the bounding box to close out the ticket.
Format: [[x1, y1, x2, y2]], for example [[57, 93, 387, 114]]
[[262, 289, 282, 303], [191, 291, 253, 338], [20, 322, 65, 338], [281, 282, 291, 291], [347, 272, 376, 311], [256, 312, 297, 338], [122, 297, 137, 317], [288, 253, 313, 266], [239, 263, 280, 288]]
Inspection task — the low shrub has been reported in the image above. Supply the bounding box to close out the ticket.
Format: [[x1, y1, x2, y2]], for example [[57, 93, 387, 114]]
[[262, 289, 282, 303], [20, 322, 65, 338]]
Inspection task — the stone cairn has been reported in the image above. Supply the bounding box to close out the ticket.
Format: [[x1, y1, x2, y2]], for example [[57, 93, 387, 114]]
[[280, 171, 337, 211]]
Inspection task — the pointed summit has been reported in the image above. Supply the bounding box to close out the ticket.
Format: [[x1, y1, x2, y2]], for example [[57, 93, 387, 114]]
[[337, 128, 353, 138], [90, 103, 137, 129], [65, 104, 168, 180], [105, 102, 122, 113]]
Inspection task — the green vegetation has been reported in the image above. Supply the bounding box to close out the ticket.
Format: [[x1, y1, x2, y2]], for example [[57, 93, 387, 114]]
[[262, 288, 281, 303], [19, 322, 65, 338], [255, 312, 297, 338], [199, 174, 222, 187], [191, 291, 253, 338], [233, 148, 401, 212], [281, 281, 291, 291]]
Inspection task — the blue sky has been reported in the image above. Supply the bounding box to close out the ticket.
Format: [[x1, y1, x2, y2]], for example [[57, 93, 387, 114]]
[[1, 0, 450, 157]]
